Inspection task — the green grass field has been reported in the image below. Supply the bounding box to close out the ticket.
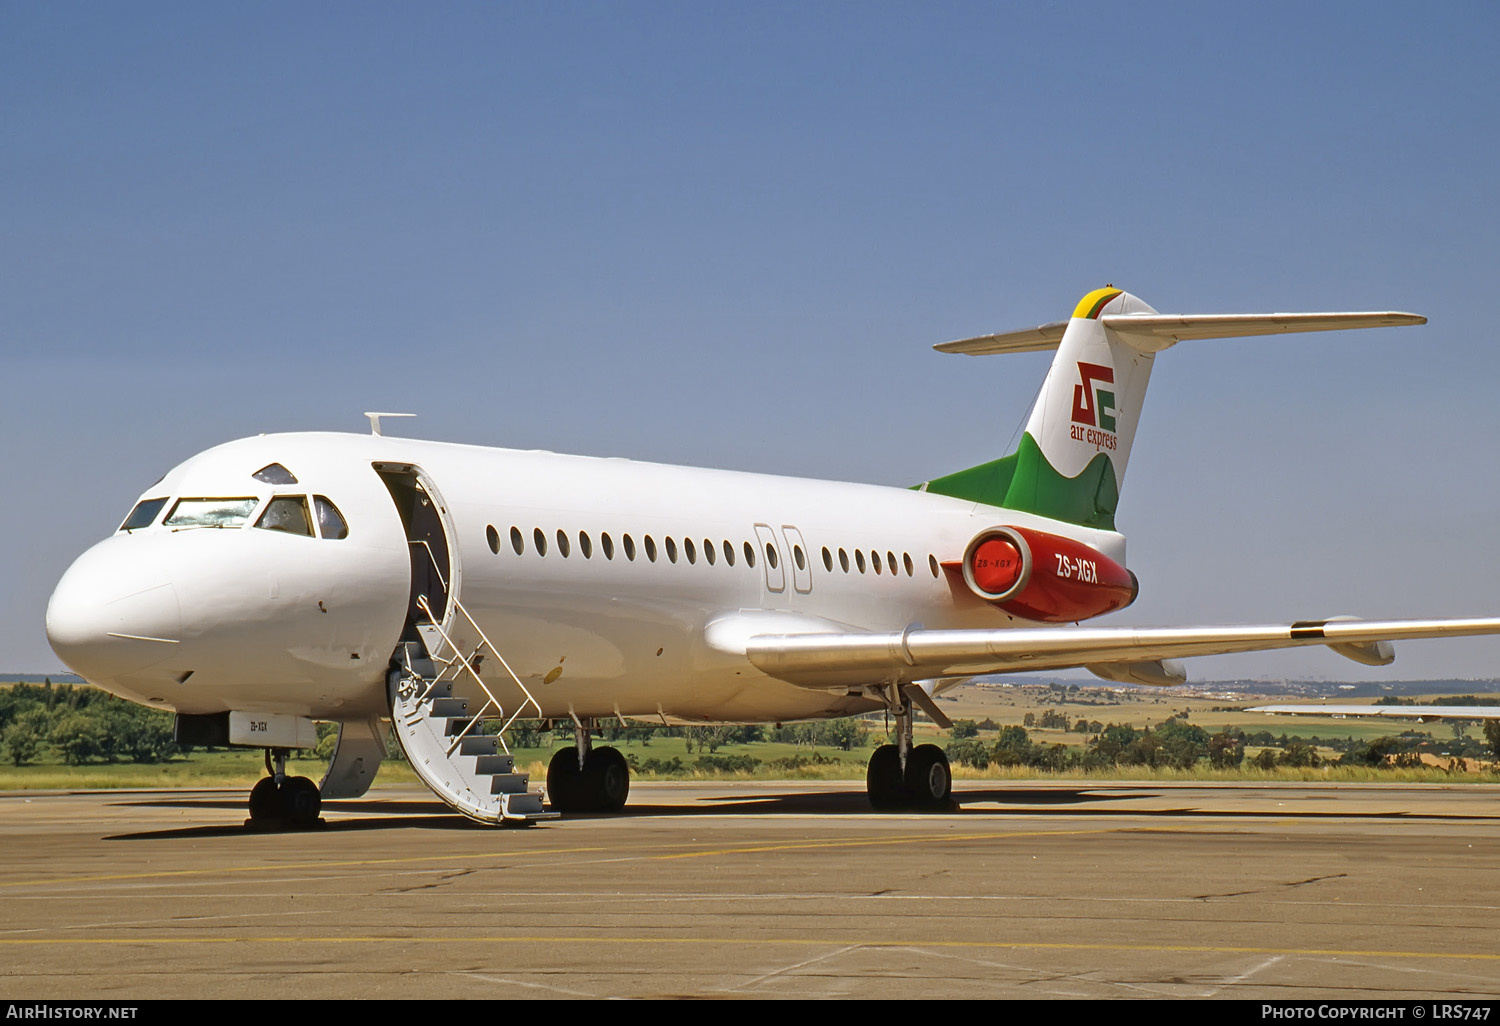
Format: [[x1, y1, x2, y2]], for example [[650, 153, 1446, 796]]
[[4, 680, 1495, 791]]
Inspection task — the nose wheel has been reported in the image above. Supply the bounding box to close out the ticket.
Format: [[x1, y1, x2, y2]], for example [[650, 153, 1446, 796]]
[[247, 748, 323, 829]]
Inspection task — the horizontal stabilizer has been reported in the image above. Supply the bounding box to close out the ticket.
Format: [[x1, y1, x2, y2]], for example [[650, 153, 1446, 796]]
[[937, 311, 1425, 356]]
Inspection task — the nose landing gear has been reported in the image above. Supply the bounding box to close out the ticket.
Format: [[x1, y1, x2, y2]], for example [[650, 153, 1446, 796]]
[[247, 748, 324, 829]]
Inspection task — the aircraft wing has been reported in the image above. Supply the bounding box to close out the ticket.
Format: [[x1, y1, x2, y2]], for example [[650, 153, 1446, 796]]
[[735, 616, 1500, 689], [1248, 704, 1500, 720]]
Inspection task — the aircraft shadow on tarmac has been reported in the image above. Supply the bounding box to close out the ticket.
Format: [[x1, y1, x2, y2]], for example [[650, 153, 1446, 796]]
[[101, 786, 1152, 840], [100, 784, 1485, 841]]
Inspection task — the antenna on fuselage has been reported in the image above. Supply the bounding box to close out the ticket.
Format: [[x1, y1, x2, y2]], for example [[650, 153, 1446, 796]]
[[364, 412, 416, 436]]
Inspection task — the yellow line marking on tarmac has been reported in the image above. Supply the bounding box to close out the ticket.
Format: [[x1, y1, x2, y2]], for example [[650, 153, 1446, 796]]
[[0, 846, 610, 889], [1, 935, 1496, 962], [653, 826, 1121, 859]]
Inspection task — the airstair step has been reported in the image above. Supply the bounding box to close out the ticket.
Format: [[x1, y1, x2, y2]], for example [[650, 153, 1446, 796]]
[[431, 698, 469, 718], [474, 754, 517, 775], [457, 735, 501, 756], [500, 792, 557, 820], [488, 773, 531, 795]]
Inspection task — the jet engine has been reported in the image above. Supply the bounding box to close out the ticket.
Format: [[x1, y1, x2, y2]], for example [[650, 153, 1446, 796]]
[[957, 526, 1137, 623]]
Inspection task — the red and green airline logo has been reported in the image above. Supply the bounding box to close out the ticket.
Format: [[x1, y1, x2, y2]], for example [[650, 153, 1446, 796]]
[[1070, 362, 1117, 449]]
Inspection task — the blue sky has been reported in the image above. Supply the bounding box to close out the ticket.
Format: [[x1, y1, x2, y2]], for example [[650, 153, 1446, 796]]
[[5, 1, 1499, 679]]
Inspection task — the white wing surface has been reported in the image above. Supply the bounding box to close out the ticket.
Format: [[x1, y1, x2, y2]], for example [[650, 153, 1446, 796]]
[[727, 616, 1500, 689]]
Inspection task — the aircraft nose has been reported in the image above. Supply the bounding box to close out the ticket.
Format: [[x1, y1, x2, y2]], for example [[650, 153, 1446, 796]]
[[46, 539, 183, 680]]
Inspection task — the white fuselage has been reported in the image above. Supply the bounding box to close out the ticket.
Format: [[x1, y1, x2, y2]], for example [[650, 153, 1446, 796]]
[[46, 431, 1125, 725]]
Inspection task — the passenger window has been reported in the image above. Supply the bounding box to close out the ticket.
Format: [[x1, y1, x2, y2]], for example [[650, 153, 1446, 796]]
[[252, 463, 298, 485], [821, 547, 832, 572], [794, 545, 805, 570], [645, 535, 657, 562], [486, 526, 500, 554], [556, 529, 571, 557], [744, 541, 756, 568], [255, 496, 314, 537], [929, 554, 940, 577], [765, 542, 778, 569], [723, 540, 735, 566], [839, 548, 850, 573], [534, 528, 548, 556], [703, 539, 715, 566], [856, 550, 866, 573], [511, 527, 524, 554], [872, 551, 882, 575], [665, 537, 678, 563], [624, 534, 636, 561], [120, 497, 167, 532], [165, 497, 259, 529], [903, 552, 914, 576], [579, 531, 593, 559], [887, 551, 897, 575]]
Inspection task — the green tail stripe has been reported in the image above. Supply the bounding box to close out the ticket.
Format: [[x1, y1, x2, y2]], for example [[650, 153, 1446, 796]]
[[919, 433, 1119, 530]]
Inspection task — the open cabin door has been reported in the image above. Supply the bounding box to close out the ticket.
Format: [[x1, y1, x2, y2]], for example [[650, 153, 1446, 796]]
[[374, 462, 459, 645]]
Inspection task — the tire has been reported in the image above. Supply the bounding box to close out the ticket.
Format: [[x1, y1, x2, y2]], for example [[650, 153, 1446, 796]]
[[281, 776, 321, 826], [866, 744, 903, 810], [547, 747, 586, 812], [586, 747, 630, 813], [248, 777, 280, 821], [904, 744, 952, 809]]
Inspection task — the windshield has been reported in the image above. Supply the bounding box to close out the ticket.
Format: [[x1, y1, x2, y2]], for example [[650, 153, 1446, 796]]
[[163, 498, 259, 529], [119, 497, 168, 532]]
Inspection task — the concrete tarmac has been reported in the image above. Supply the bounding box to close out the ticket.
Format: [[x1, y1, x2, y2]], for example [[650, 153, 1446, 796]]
[[3, 780, 1499, 1000]]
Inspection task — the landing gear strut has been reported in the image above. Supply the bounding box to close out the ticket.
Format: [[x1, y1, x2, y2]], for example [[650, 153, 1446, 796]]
[[546, 719, 630, 813], [865, 686, 952, 811], [247, 748, 323, 828]]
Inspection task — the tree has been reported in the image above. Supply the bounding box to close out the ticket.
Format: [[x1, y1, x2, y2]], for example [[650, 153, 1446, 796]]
[[950, 719, 979, 740], [50, 711, 105, 765], [1209, 731, 1244, 769], [946, 738, 990, 769], [1278, 741, 1321, 768], [992, 725, 1034, 766], [1484, 720, 1500, 759], [3, 711, 46, 766]]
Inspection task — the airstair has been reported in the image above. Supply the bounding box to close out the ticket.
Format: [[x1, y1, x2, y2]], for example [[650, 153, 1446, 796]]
[[387, 595, 558, 824]]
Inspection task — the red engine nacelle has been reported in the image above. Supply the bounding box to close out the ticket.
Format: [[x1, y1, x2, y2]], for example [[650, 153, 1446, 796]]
[[954, 526, 1137, 623]]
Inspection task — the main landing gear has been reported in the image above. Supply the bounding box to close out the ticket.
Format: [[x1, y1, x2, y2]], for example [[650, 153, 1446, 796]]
[[865, 686, 953, 811], [546, 719, 630, 813], [247, 748, 323, 829]]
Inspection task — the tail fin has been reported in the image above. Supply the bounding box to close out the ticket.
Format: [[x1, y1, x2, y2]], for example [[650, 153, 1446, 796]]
[[920, 287, 1425, 531]]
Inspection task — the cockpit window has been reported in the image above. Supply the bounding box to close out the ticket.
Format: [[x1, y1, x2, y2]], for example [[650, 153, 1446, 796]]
[[255, 496, 314, 536], [252, 463, 298, 485], [120, 498, 168, 532], [313, 496, 349, 540], [164, 498, 259, 529]]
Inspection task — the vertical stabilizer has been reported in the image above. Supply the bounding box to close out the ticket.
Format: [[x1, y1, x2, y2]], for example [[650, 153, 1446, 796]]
[[922, 288, 1159, 530]]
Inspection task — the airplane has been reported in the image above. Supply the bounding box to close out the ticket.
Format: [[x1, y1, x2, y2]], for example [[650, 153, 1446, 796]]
[[44, 286, 1500, 827]]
